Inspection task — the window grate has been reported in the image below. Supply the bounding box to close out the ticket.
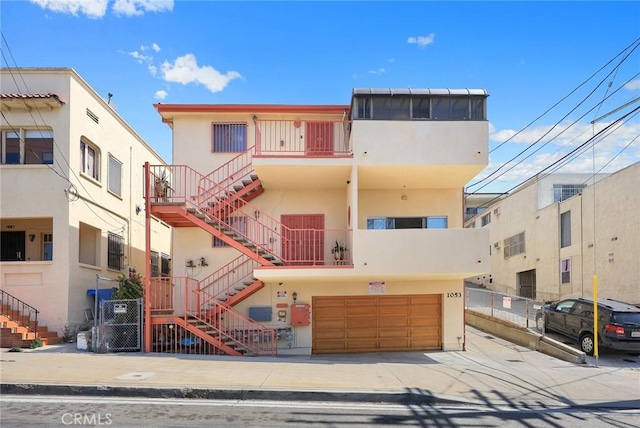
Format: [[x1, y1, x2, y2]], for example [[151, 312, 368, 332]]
[[86, 108, 99, 124], [108, 232, 124, 270]]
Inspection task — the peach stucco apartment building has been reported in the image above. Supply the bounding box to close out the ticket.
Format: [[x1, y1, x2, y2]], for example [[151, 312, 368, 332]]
[[145, 88, 490, 356], [0, 68, 170, 342]]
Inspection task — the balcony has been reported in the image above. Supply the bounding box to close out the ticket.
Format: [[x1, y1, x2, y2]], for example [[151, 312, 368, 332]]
[[252, 119, 353, 190]]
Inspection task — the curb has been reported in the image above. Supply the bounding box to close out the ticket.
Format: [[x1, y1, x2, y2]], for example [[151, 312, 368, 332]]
[[0, 383, 475, 406]]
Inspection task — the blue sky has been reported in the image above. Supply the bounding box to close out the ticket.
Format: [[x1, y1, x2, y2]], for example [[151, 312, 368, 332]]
[[2, 1, 639, 193]]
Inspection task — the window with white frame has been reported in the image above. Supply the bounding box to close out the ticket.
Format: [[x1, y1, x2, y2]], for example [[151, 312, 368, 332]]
[[80, 139, 99, 181], [561, 258, 571, 284], [366, 216, 448, 229], [504, 232, 525, 259], [107, 232, 124, 270], [212, 123, 247, 152], [108, 154, 122, 197], [42, 233, 53, 261], [1, 129, 54, 165]]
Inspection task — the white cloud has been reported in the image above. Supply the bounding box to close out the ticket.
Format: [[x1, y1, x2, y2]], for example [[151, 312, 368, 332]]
[[474, 120, 640, 192], [160, 54, 242, 93], [140, 43, 161, 53], [148, 64, 158, 76], [154, 90, 168, 100], [151, 43, 161, 52], [407, 33, 435, 48], [624, 80, 640, 91], [30, 0, 109, 18], [127, 50, 152, 63], [112, 0, 173, 16], [368, 68, 385, 75], [30, 0, 172, 18]]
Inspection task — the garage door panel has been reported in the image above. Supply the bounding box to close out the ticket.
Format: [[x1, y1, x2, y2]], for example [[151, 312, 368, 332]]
[[346, 329, 378, 339], [378, 317, 409, 328], [346, 339, 378, 350], [378, 327, 409, 338], [379, 305, 409, 316], [315, 307, 347, 319], [347, 318, 377, 329], [313, 294, 442, 354], [314, 319, 346, 329]]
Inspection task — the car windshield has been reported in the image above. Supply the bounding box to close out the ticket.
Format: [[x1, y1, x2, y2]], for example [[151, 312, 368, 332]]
[[612, 312, 640, 325]]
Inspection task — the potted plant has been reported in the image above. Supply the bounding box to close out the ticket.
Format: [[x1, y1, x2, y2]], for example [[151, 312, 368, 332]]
[[154, 169, 169, 201], [331, 240, 348, 261]]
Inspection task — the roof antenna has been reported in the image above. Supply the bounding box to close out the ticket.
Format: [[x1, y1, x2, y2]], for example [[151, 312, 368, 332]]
[[107, 92, 113, 105]]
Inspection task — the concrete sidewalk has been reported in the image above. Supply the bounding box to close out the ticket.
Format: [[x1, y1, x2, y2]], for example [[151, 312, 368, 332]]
[[1, 327, 638, 409]]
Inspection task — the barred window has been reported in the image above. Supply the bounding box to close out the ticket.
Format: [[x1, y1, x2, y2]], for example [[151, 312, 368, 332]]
[[161, 253, 171, 276], [504, 232, 525, 259], [553, 184, 586, 202], [212, 123, 247, 152], [107, 232, 124, 270]]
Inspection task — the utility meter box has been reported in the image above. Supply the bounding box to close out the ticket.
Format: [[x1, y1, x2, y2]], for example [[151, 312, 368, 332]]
[[290, 303, 310, 326]]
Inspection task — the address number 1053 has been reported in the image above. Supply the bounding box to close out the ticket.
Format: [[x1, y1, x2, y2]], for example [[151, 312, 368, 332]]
[[446, 292, 462, 298]]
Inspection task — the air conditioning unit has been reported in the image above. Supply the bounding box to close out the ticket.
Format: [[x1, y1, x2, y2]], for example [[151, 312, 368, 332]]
[[493, 207, 501, 215], [493, 242, 501, 249]]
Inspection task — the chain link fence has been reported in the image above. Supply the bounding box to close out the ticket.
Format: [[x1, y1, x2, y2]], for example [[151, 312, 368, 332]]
[[96, 298, 142, 352], [465, 286, 545, 332]]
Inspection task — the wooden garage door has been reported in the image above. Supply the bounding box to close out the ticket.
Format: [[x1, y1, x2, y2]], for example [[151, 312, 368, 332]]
[[312, 295, 441, 354]]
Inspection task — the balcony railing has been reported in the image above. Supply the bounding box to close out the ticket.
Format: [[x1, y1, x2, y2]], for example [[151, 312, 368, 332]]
[[255, 119, 351, 156]]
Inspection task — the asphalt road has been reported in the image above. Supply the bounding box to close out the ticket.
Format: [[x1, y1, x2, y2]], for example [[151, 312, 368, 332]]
[[1, 395, 639, 428]]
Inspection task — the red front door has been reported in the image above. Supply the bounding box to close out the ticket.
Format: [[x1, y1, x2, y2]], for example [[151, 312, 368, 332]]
[[281, 214, 325, 265], [305, 122, 334, 156]]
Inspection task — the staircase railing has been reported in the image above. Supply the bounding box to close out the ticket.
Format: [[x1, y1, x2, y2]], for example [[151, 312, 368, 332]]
[[0, 289, 38, 333], [199, 254, 258, 303], [184, 280, 276, 356], [147, 164, 352, 265], [199, 146, 257, 209]]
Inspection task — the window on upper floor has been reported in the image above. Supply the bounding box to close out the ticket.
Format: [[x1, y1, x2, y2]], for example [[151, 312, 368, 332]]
[[212, 123, 247, 152], [560, 210, 571, 248], [108, 154, 122, 197], [553, 184, 586, 203], [80, 139, 100, 181], [481, 212, 491, 226], [107, 231, 124, 270], [504, 232, 525, 259], [1, 129, 54, 165], [352, 94, 486, 121], [366, 216, 448, 229]]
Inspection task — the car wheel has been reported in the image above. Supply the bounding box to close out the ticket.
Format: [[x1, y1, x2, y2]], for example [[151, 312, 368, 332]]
[[580, 333, 595, 356], [535, 314, 546, 332]]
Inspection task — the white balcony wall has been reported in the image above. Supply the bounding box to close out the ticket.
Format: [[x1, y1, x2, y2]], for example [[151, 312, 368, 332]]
[[352, 228, 490, 279]]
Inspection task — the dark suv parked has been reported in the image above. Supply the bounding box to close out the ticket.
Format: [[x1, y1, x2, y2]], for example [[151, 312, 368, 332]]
[[535, 298, 640, 355]]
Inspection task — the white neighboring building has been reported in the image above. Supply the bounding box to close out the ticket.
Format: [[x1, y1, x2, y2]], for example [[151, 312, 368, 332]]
[[0, 68, 171, 337], [466, 164, 639, 304]]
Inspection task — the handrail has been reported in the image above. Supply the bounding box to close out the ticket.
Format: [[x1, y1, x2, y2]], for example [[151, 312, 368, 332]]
[[199, 146, 257, 209], [184, 279, 276, 356], [199, 254, 258, 303], [0, 289, 39, 334]]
